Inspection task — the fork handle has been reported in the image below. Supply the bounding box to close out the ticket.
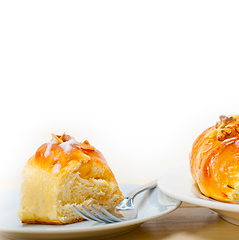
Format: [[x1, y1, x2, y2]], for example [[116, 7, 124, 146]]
[[125, 179, 158, 200]]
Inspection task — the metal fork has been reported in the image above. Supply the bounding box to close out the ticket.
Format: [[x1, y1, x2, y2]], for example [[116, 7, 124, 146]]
[[73, 179, 176, 223]]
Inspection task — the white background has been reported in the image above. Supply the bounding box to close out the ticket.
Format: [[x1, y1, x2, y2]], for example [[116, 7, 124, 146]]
[[0, 1, 239, 188]]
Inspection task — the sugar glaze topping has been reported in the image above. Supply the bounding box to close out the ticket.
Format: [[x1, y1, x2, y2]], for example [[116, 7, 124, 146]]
[[44, 137, 58, 158], [59, 139, 78, 153], [44, 133, 79, 158], [52, 163, 61, 174]]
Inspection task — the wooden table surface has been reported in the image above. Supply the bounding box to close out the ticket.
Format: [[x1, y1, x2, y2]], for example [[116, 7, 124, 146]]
[[108, 201, 239, 240], [1, 186, 239, 239], [106, 202, 239, 240]]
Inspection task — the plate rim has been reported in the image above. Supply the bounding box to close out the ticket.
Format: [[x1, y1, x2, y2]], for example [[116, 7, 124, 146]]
[[0, 183, 181, 235], [158, 164, 239, 212]]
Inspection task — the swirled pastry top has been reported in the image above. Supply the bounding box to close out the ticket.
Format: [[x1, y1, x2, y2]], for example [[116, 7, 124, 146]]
[[190, 115, 239, 203], [31, 133, 111, 178]]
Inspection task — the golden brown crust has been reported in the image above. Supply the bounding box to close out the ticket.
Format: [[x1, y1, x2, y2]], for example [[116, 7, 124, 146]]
[[190, 115, 239, 203], [21, 218, 84, 225], [30, 133, 114, 181], [33, 134, 107, 169]]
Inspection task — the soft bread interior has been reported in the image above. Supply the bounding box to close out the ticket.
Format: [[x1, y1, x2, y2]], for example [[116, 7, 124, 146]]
[[19, 159, 123, 224], [57, 162, 123, 223]]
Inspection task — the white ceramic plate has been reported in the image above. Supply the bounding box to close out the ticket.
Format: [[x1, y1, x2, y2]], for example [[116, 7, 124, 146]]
[[0, 183, 181, 240], [158, 164, 239, 225]]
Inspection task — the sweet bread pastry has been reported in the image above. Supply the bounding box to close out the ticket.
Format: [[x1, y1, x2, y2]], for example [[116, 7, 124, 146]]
[[18, 133, 124, 224], [190, 115, 239, 203]]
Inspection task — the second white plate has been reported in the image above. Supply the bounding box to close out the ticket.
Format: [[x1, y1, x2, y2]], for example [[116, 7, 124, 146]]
[[158, 164, 239, 225]]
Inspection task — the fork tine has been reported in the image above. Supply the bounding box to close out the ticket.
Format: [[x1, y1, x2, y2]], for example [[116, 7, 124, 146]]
[[72, 205, 98, 222], [90, 205, 116, 223], [81, 205, 110, 223], [99, 206, 123, 222]]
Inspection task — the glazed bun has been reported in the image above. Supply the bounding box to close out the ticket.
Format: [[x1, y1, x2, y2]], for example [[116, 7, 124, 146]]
[[18, 133, 124, 224], [190, 115, 239, 203]]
